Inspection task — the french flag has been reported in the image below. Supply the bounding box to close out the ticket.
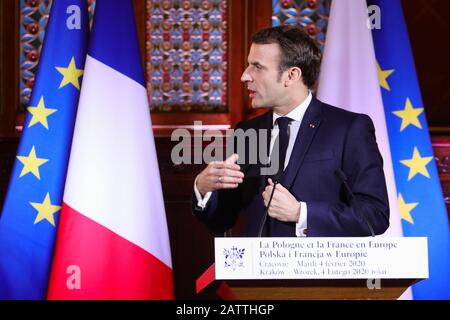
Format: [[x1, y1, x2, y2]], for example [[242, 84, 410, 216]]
[[47, 0, 174, 299]]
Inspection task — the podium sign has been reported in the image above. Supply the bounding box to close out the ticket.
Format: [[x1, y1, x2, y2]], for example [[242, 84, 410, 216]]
[[215, 237, 428, 280]]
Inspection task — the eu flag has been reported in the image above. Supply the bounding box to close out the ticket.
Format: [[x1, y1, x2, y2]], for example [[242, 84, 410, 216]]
[[0, 0, 89, 299], [370, 0, 450, 299]]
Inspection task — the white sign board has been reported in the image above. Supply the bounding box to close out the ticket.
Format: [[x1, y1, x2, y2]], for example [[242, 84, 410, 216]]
[[215, 237, 428, 280]]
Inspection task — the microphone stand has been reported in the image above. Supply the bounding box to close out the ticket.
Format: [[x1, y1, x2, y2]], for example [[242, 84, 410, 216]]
[[336, 169, 375, 237], [257, 180, 279, 237]]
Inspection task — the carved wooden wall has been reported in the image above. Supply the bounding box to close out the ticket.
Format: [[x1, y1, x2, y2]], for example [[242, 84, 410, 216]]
[[431, 138, 450, 210]]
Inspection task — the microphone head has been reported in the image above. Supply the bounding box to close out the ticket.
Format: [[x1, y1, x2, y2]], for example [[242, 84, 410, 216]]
[[269, 170, 282, 184]]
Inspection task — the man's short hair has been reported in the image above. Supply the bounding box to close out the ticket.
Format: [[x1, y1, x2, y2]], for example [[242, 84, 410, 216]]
[[251, 25, 322, 88]]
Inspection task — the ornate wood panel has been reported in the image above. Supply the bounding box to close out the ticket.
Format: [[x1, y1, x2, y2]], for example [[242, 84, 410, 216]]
[[272, 0, 330, 49], [147, 0, 229, 113]]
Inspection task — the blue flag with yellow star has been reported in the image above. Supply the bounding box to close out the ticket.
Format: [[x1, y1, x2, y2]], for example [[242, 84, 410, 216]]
[[0, 0, 88, 299], [370, 0, 450, 299]]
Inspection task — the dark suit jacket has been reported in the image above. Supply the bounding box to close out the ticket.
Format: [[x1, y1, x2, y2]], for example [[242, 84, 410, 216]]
[[192, 97, 390, 237]]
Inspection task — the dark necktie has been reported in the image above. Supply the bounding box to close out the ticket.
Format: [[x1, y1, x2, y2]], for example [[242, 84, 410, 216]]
[[261, 116, 292, 237], [271, 116, 292, 181]]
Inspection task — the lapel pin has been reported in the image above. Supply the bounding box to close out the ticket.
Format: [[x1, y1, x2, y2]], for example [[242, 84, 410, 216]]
[[309, 123, 315, 128]]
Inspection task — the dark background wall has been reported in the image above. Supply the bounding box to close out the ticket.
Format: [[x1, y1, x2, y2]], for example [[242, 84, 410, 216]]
[[402, 0, 450, 130]]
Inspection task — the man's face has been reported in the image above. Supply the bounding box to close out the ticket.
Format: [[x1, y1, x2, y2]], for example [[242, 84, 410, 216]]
[[241, 43, 287, 109]]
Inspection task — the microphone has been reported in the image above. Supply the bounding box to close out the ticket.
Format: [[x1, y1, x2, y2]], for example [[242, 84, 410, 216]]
[[335, 168, 375, 237], [257, 168, 283, 237], [257, 179, 279, 237]]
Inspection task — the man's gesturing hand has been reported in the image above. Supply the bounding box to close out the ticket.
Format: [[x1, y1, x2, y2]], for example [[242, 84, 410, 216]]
[[262, 178, 301, 223], [195, 154, 244, 196]]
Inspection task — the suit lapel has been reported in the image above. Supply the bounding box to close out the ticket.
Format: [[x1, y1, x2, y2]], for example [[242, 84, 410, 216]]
[[281, 97, 323, 189]]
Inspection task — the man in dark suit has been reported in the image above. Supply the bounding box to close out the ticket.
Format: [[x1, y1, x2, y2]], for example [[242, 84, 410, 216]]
[[192, 25, 389, 237]]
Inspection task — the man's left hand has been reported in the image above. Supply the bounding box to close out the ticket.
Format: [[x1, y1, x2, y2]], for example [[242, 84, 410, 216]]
[[262, 178, 301, 222]]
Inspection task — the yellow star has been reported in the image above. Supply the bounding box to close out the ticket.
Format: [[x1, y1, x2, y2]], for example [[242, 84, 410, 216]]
[[398, 193, 418, 224], [55, 57, 84, 90], [400, 147, 433, 181], [30, 193, 61, 226], [16, 146, 49, 180], [27, 96, 57, 130], [392, 98, 424, 131], [377, 61, 395, 91]]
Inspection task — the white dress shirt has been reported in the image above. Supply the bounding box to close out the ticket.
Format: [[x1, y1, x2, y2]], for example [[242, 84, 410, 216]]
[[194, 92, 312, 237]]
